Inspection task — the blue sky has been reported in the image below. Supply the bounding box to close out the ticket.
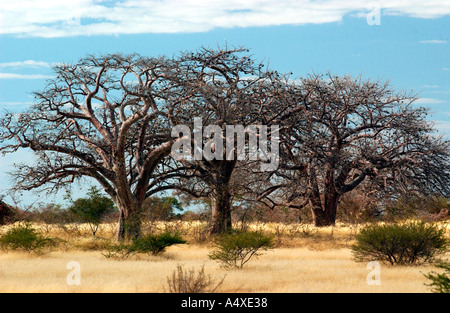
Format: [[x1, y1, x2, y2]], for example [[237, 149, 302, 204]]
[[0, 0, 449, 207]]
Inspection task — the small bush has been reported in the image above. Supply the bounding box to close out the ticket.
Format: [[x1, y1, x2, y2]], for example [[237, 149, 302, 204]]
[[351, 221, 447, 265], [131, 232, 186, 255], [68, 186, 115, 238], [103, 232, 186, 259], [208, 231, 274, 269], [102, 242, 135, 260], [424, 261, 450, 293], [0, 223, 56, 253], [165, 264, 225, 293]]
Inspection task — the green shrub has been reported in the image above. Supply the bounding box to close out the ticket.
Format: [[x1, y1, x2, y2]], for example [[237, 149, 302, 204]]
[[131, 232, 186, 255], [0, 223, 56, 253], [68, 186, 115, 237], [102, 242, 134, 260], [351, 221, 447, 265], [424, 261, 450, 293], [208, 231, 274, 269], [103, 232, 186, 259]]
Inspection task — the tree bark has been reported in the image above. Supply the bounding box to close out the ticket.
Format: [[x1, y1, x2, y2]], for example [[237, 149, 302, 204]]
[[310, 192, 339, 227], [209, 183, 232, 235], [116, 209, 125, 241], [307, 166, 340, 227], [115, 201, 142, 241]]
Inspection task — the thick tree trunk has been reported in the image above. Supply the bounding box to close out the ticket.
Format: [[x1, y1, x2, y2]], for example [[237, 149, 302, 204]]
[[311, 206, 330, 227], [311, 205, 336, 226], [115, 201, 142, 241], [310, 192, 339, 227], [207, 159, 236, 235], [209, 185, 232, 235], [307, 164, 340, 227]]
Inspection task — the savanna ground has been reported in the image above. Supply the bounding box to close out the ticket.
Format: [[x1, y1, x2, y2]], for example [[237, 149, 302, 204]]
[[0, 220, 448, 293]]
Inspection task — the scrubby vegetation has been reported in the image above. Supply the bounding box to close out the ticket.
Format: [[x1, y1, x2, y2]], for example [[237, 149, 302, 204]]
[[103, 231, 186, 259], [0, 215, 448, 292], [0, 191, 448, 292], [165, 264, 225, 293], [208, 231, 274, 269], [351, 221, 448, 265], [424, 261, 450, 293], [68, 187, 116, 238], [0, 222, 57, 254]]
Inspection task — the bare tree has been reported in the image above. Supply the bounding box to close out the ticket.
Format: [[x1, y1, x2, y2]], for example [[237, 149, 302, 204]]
[[148, 47, 285, 234], [0, 53, 196, 240], [260, 73, 450, 226]]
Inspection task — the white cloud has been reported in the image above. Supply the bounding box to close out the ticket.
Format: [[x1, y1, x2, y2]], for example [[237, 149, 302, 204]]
[[419, 40, 448, 44], [0, 60, 51, 68], [0, 73, 54, 79], [0, 60, 54, 80], [415, 97, 445, 104], [0, 101, 34, 108], [421, 85, 440, 88], [0, 0, 449, 37]]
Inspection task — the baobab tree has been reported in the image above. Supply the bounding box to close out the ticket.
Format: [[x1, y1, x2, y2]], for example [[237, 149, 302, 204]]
[[0, 53, 199, 240], [0, 47, 287, 238], [148, 47, 285, 234], [260, 73, 450, 226]]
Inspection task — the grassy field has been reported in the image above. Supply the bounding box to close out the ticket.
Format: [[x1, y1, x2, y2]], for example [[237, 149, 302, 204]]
[[0, 221, 448, 293]]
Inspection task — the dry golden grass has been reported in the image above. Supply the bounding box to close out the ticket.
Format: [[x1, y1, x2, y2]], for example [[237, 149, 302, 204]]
[[0, 220, 448, 293]]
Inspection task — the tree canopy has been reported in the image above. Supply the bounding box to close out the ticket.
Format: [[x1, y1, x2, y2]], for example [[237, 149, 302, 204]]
[[1, 48, 449, 236]]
